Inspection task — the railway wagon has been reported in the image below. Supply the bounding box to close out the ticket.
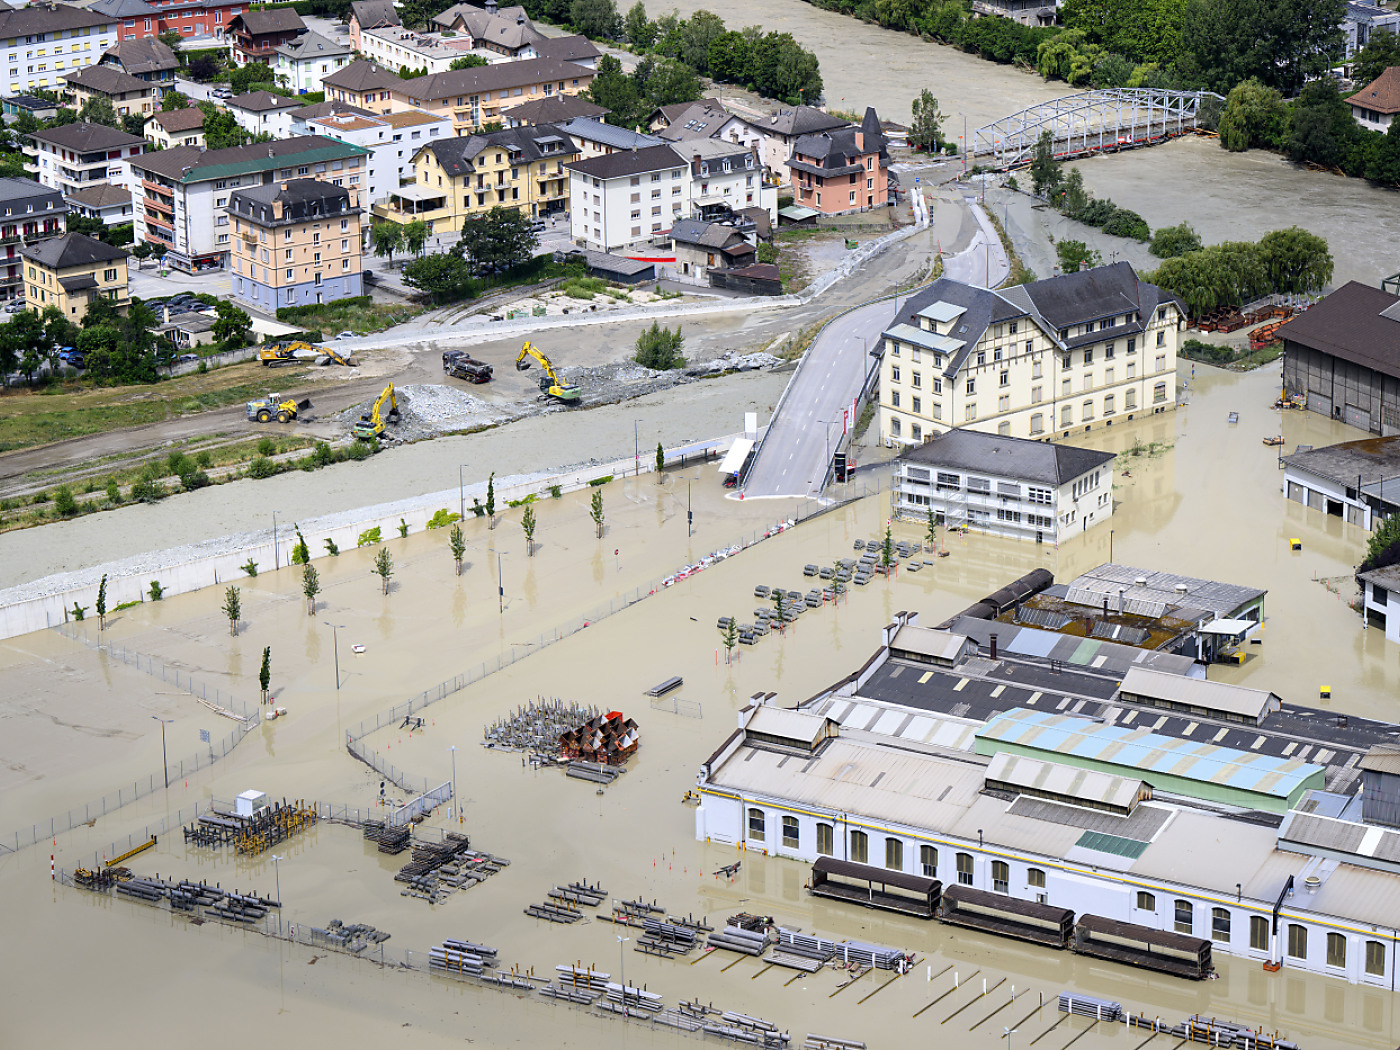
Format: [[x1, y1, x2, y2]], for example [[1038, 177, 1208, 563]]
[[937, 885, 1075, 949], [1072, 913, 1214, 980], [809, 857, 940, 919]]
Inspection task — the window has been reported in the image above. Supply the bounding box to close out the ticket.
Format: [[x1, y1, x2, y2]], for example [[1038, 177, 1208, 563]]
[[1136, 891, 1156, 911], [1029, 412, 1044, 435], [1104, 342, 1114, 360], [1174, 900, 1193, 934], [999, 370, 1009, 387], [1157, 330, 1165, 346], [849, 830, 868, 864], [885, 837, 903, 871], [747, 807, 765, 842], [102, 267, 116, 281], [966, 377, 975, 394], [1327, 932, 1346, 969], [1062, 377, 1072, 397], [782, 816, 799, 849], [1287, 923, 1307, 959], [1083, 347, 1093, 365], [285, 268, 292, 279], [1249, 917, 1267, 952], [285, 248, 293, 261], [991, 861, 1009, 893], [956, 852, 973, 885], [1103, 394, 1115, 416], [964, 403, 976, 422], [1027, 868, 1045, 888], [920, 845, 937, 877], [1366, 940, 1385, 977], [891, 391, 900, 408], [998, 395, 1009, 412], [1082, 400, 1094, 421], [816, 823, 834, 856], [1153, 382, 1167, 404], [1125, 388, 1137, 410], [911, 372, 921, 388], [1212, 908, 1231, 942], [1155, 354, 1167, 372]]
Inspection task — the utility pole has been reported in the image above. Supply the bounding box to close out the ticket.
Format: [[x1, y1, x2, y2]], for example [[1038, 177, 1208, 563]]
[[271, 853, 284, 934], [448, 745, 459, 823], [272, 510, 279, 571], [459, 464, 468, 521], [151, 716, 173, 789], [634, 419, 640, 476], [687, 479, 692, 537], [618, 935, 629, 1015], [323, 621, 346, 691]]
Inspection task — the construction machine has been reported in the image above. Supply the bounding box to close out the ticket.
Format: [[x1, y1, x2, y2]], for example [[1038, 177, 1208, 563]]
[[515, 341, 581, 404], [259, 340, 319, 366], [352, 382, 400, 440], [316, 344, 359, 367], [442, 349, 493, 384], [246, 393, 312, 424]]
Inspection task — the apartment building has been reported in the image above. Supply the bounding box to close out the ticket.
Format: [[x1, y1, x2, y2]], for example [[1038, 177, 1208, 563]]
[[88, 0, 245, 43], [309, 107, 451, 207], [789, 107, 889, 215], [226, 7, 305, 66], [377, 122, 577, 229], [287, 98, 376, 134], [129, 135, 371, 271], [27, 121, 146, 196], [21, 231, 129, 319], [359, 25, 491, 76], [501, 93, 606, 128], [0, 176, 65, 302], [62, 63, 154, 117], [66, 182, 134, 226], [226, 90, 302, 138], [683, 139, 777, 225], [430, 2, 545, 57], [99, 38, 178, 96], [878, 264, 1184, 447], [145, 105, 204, 149], [321, 59, 406, 116], [274, 31, 353, 95], [566, 144, 688, 254], [229, 179, 362, 312], [0, 4, 120, 98], [730, 105, 849, 184], [391, 58, 593, 135], [348, 0, 399, 52], [555, 116, 659, 160]]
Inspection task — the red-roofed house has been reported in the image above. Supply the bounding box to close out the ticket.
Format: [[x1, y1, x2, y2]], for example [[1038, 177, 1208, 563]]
[[1347, 66, 1400, 131]]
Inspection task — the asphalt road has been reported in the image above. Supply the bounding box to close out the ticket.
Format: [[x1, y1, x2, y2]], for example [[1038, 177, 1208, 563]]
[[942, 198, 1010, 288]]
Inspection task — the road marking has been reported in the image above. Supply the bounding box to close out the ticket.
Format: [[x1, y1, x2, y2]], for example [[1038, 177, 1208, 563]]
[[918, 671, 933, 684], [1212, 728, 1228, 743]]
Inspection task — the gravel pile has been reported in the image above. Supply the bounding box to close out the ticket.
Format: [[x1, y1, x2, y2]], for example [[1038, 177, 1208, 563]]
[[688, 350, 782, 375], [341, 384, 519, 442]]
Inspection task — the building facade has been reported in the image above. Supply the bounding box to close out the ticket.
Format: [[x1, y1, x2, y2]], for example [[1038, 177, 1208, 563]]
[[226, 7, 305, 66], [430, 2, 545, 56], [728, 106, 851, 185], [62, 64, 154, 117], [229, 179, 363, 312], [566, 144, 688, 253], [0, 4, 120, 98], [308, 108, 451, 209], [226, 90, 302, 139], [65, 182, 134, 226], [788, 108, 889, 215], [88, 0, 245, 43], [20, 231, 129, 319], [391, 58, 594, 135], [349, 0, 400, 51], [1281, 437, 1400, 530], [274, 31, 353, 95], [0, 176, 66, 301], [99, 38, 179, 96], [145, 106, 204, 149], [891, 429, 1115, 541], [27, 121, 146, 197], [321, 60, 407, 116], [683, 139, 777, 225], [1361, 565, 1400, 643], [879, 264, 1184, 447], [359, 25, 494, 76]]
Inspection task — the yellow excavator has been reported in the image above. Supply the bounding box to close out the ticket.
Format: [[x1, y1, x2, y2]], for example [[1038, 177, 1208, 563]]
[[515, 341, 581, 404], [259, 340, 319, 366], [352, 382, 400, 440]]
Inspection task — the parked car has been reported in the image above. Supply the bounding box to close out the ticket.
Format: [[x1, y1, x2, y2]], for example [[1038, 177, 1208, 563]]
[[176, 353, 199, 363], [334, 331, 355, 340]]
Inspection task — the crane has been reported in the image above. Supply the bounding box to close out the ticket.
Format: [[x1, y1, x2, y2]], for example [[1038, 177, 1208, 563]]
[[352, 382, 400, 440], [515, 341, 581, 404]]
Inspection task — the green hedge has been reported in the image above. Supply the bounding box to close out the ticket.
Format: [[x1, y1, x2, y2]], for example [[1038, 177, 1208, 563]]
[[276, 297, 370, 321]]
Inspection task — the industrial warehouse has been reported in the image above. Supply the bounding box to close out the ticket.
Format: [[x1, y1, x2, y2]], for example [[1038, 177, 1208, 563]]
[[694, 567, 1400, 990]]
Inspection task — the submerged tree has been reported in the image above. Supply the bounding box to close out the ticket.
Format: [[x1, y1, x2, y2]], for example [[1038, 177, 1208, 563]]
[[96, 573, 109, 630], [374, 547, 394, 595], [302, 562, 320, 615], [590, 488, 605, 538], [259, 646, 271, 703], [223, 586, 242, 637], [521, 503, 537, 556], [449, 522, 466, 576]]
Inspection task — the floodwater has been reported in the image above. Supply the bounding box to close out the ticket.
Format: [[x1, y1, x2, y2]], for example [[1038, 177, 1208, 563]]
[[4, 360, 1400, 1048]]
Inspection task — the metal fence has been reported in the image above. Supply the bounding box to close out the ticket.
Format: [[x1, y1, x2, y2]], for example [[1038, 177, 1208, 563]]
[[75, 801, 212, 871], [389, 782, 453, 827]]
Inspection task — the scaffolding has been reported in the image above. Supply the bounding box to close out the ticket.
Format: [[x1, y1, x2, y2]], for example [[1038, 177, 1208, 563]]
[[974, 89, 1224, 170]]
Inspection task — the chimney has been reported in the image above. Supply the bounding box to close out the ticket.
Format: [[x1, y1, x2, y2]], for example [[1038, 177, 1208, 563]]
[[989, 633, 997, 660], [268, 147, 275, 158]]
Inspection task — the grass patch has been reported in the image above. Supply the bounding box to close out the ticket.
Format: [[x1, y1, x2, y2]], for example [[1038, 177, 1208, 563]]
[[558, 276, 609, 300], [986, 207, 1035, 287], [271, 299, 423, 335], [1180, 337, 1282, 372]]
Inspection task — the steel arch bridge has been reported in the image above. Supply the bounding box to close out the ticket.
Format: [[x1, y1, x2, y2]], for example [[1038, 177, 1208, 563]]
[[974, 89, 1224, 170]]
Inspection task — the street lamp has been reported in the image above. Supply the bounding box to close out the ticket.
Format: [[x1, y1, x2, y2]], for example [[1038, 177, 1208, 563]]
[[448, 745, 459, 823], [1004, 1027, 1019, 1050], [270, 853, 284, 934], [1109, 528, 1114, 564], [617, 934, 629, 1015], [633, 419, 641, 477], [151, 715, 173, 790], [497, 550, 504, 614], [459, 464, 468, 521], [322, 621, 346, 691]]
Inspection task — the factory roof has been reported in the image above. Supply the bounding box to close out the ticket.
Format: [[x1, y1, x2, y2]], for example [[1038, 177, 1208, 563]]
[[1117, 665, 1281, 723], [948, 617, 1200, 678], [1275, 281, 1400, 380], [744, 706, 835, 750], [1283, 435, 1400, 487], [896, 429, 1115, 486], [888, 625, 972, 663], [1061, 563, 1265, 619], [1358, 743, 1400, 776], [985, 751, 1149, 813]]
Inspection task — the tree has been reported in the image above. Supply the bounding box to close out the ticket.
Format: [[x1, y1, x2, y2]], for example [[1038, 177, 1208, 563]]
[[485, 471, 496, 525], [521, 503, 537, 555], [212, 300, 252, 347], [291, 525, 311, 565], [196, 102, 251, 149], [590, 488, 604, 538], [302, 563, 320, 615], [456, 207, 539, 278], [448, 54, 488, 70], [1353, 30, 1400, 89], [402, 218, 430, 257], [449, 522, 466, 575], [1057, 239, 1101, 273], [641, 57, 701, 108], [926, 505, 938, 552], [880, 526, 894, 570], [655, 440, 664, 480], [77, 97, 119, 128], [187, 54, 220, 81], [370, 221, 404, 267], [1257, 227, 1333, 294], [223, 585, 241, 636], [159, 29, 184, 54], [228, 61, 274, 95], [162, 90, 191, 112], [0, 309, 47, 381], [1217, 78, 1286, 152], [634, 321, 685, 369], [259, 645, 271, 703], [1180, 0, 1344, 94], [120, 114, 146, 137], [1029, 130, 1061, 198], [679, 9, 725, 73], [571, 0, 621, 38], [403, 253, 477, 304], [585, 54, 642, 128], [374, 547, 394, 594], [96, 573, 109, 630], [1150, 222, 1203, 258], [908, 89, 946, 152], [723, 616, 738, 662], [624, 1, 657, 47]]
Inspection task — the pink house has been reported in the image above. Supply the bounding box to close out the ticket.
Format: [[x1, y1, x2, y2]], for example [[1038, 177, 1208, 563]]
[[787, 107, 890, 216]]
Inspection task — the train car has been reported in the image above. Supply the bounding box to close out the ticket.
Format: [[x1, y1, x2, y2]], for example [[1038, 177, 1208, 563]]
[[936, 885, 1075, 949], [809, 857, 940, 919], [1072, 913, 1213, 980]]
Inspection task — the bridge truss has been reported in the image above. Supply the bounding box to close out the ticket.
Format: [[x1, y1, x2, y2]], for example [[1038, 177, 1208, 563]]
[[974, 89, 1224, 170]]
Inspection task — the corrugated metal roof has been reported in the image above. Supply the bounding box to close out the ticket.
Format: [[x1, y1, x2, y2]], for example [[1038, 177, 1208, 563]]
[[985, 751, 1146, 811], [813, 696, 977, 751], [1118, 666, 1279, 721], [1359, 744, 1400, 776], [745, 706, 832, 746], [889, 625, 970, 662], [1065, 564, 1266, 617]]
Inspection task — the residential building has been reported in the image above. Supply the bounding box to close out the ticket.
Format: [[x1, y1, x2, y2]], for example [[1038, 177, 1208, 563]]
[[555, 116, 660, 160], [348, 0, 399, 52], [430, 2, 546, 57], [391, 58, 594, 135], [88, 0, 246, 43], [228, 178, 362, 312], [226, 89, 302, 139], [0, 176, 66, 301], [1361, 564, 1400, 643], [1343, 1, 1400, 57], [321, 59, 406, 116], [66, 182, 134, 226], [288, 98, 376, 135], [1282, 436, 1400, 529], [1347, 66, 1400, 131], [890, 429, 1115, 541], [683, 139, 776, 225], [731, 105, 850, 184], [3, 95, 60, 124], [145, 105, 204, 149], [789, 107, 889, 215], [501, 93, 606, 128], [970, 0, 1058, 26], [62, 64, 154, 118], [157, 310, 217, 350], [308, 107, 451, 207], [531, 34, 599, 69], [26, 121, 146, 196], [566, 144, 688, 253], [667, 217, 755, 285], [129, 135, 371, 271], [275, 31, 353, 94], [648, 97, 723, 134], [359, 26, 497, 77], [20, 231, 129, 319], [99, 38, 179, 96], [655, 99, 735, 144], [1281, 280, 1400, 433], [0, 4, 120, 98], [878, 264, 1184, 446], [226, 7, 305, 66], [377, 122, 577, 228]]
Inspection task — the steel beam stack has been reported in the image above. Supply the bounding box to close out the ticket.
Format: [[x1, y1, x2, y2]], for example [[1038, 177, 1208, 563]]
[[1059, 992, 1123, 1022], [707, 924, 770, 956]]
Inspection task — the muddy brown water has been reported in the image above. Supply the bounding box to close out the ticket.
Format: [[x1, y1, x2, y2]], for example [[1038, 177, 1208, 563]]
[[4, 362, 1400, 1047]]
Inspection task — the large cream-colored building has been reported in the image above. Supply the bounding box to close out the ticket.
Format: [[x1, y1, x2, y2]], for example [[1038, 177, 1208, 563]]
[[879, 264, 1184, 447], [228, 179, 363, 312], [391, 58, 593, 135], [21, 231, 129, 319]]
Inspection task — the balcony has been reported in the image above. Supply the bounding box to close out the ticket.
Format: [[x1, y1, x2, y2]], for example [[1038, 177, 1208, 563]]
[[143, 210, 173, 230]]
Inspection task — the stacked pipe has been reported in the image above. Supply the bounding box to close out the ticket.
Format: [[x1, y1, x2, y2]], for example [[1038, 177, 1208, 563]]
[[1186, 1017, 1301, 1050], [363, 821, 411, 854], [707, 924, 770, 956], [604, 982, 664, 1014], [169, 879, 224, 911], [831, 939, 906, 970], [556, 965, 610, 992], [702, 1013, 791, 1047], [805, 1036, 865, 1050], [567, 761, 620, 784], [541, 983, 601, 1005], [526, 898, 584, 923], [115, 877, 167, 903], [551, 881, 607, 907], [1059, 992, 1123, 1022], [653, 1009, 705, 1032], [777, 929, 836, 962], [638, 918, 698, 955], [430, 940, 495, 976]]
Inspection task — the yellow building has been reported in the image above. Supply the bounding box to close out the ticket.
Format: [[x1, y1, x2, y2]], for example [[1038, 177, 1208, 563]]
[[374, 124, 577, 229], [879, 264, 1183, 447], [391, 58, 593, 136], [21, 232, 129, 319], [61, 65, 153, 119], [228, 179, 364, 312], [146, 107, 206, 151]]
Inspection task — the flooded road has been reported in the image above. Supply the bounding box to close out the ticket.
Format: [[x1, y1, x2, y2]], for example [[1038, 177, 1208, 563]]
[[4, 360, 1399, 1048]]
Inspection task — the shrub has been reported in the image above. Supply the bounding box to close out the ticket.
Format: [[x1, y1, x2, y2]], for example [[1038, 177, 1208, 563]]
[[106, 478, 121, 504], [426, 508, 461, 529], [148, 580, 164, 601], [1150, 223, 1203, 258], [634, 321, 685, 369], [324, 538, 340, 556], [167, 451, 193, 476], [549, 484, 562, 499], [241, 558, 258, 577], [130, 468, 164, 502], [357, 526, 381, 547], [257, 437, 276, 457], [398, 518, 409, 538], [311, 441, 335, 467], [179, 470, 212, 491], [346, 440, 372, 461], [588, 475, 613, 486], [195, 450, 213, 469], [54, 486, 78, 516], [248, 456, 278, 479], [1101, 207, 1150, 241], [31, 490, 49, 505]]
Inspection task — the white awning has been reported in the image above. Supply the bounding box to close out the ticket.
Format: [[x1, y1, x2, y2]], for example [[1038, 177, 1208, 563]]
[[391, 183, 446, 202], [717, 437, 754, 476], [1198, 618, 1258, 637]]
